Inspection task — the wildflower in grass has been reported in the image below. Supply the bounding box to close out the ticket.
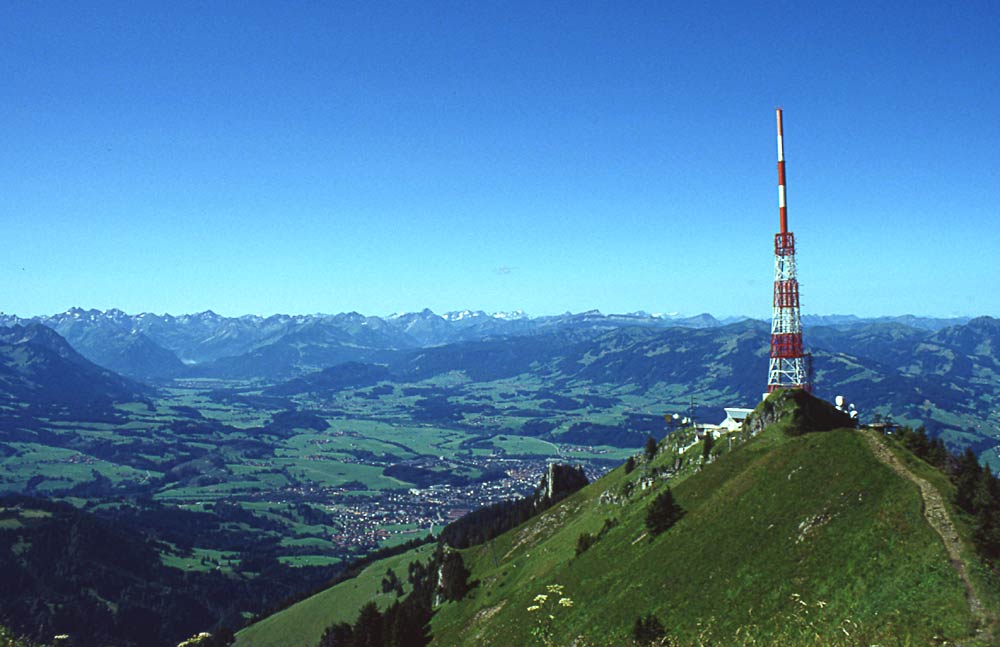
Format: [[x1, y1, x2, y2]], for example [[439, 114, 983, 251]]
[[176, 632, 214, 647], [528, 584, 575, 647]]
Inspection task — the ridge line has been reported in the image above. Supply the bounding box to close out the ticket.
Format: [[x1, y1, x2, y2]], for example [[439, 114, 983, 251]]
[[861, 430, 993, 644]]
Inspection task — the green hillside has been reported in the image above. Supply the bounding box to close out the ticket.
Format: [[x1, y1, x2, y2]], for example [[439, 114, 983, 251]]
[[431, 397, 996, 645], [234, 544, 435, 647], [239, 391, 1000, 646]]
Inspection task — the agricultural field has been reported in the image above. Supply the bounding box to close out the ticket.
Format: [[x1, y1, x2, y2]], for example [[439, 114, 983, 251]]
[[0, 372, 676, 571]]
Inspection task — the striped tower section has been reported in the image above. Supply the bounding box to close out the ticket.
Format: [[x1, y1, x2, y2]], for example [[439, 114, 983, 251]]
[[768, 108, 811, 392]]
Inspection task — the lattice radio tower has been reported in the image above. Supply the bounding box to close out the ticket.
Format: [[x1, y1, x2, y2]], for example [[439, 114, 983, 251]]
[[767, 108, 811, 392]]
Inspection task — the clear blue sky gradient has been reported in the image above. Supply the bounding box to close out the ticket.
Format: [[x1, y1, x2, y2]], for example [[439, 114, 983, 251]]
[[2, 2, 997, 318]]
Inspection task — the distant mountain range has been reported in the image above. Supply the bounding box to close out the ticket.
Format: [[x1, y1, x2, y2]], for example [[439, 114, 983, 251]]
[[0, 308, 973, 382], [258, 316, 999, 447], [1, 308, 996, 460]]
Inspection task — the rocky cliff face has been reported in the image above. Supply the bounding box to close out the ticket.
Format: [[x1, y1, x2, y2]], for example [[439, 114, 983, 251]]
[[538, 463, 589, 502]]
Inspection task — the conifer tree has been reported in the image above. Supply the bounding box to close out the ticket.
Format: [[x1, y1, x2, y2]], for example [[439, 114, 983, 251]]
[[644, 436, 658, 461], [955, 448, 983, 513], [353, 602, 383, 647], [632, 613, 667, 645], [645, 488, 684, 536], [318, 622, 353, 647]]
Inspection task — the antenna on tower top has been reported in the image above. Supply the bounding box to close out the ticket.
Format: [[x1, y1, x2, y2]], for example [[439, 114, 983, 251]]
[[767, 108, 810, 393], [776, 108, 787, 234]]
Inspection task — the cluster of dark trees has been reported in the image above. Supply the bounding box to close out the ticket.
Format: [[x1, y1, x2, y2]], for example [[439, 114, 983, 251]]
[[267, 410, 331, 434], [896, 426, 1000, 560], [0, 497, 231, 646], [411, 396, 465, 423], [898, 426, 952, 466], [645, 436, 658, 461], [557, 422, 649, 448], [253, 535, 434, 628], [318, 548, 472, 647], [319, 599, 430, 647], [96, 496, 285, 553], [381, 568, 404, 596], [0, 495, 355, 647], [381, 464, 499, 488], [1, 492, 442, 647], [438, 496, 539, 549]]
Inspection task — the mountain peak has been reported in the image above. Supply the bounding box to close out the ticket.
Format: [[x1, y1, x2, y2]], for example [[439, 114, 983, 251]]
[[491, 310, 526, 320], [443, 310, 487, 321]]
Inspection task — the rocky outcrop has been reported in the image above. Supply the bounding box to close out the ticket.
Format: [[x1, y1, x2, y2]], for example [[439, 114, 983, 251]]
[[743, 388, 854, 437], [537, 463, 589, 503]]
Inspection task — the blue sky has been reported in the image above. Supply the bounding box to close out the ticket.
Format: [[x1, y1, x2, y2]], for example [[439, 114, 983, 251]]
[[1, 1, 997, 318]]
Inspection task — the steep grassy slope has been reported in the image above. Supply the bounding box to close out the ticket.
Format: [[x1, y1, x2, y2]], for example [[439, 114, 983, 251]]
[[234, 544, 434, 647], [430, 414, 991, 645], [236, 392, 998, 646]]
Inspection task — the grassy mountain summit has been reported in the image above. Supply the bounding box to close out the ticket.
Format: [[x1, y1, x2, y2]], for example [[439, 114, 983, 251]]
[[252, 389, 999, 646], [429, 390, 996, 645]]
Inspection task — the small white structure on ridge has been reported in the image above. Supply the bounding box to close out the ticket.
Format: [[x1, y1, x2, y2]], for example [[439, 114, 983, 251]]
[[717, 407, 754, 433]]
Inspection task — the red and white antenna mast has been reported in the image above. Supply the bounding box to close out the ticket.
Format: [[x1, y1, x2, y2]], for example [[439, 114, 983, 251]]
[[768, 108, 810, 392]]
